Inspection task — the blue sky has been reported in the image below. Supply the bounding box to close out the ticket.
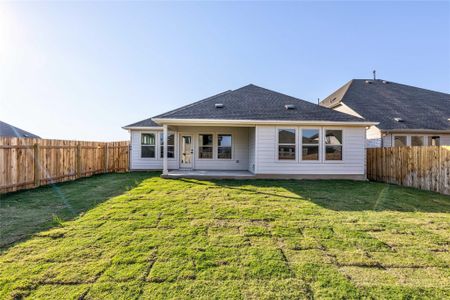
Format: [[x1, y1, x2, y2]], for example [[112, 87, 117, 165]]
[[1, 1, 449, 141]]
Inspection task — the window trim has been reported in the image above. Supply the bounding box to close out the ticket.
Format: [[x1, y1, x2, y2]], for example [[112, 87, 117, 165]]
[[392, 134, 408, 147], [217, 133, 233, 160], [323, 128, 344, 163], [140, 132, 156, 159], [159, 131, 177, 160], [276, 127, 297, 162], [198, 133, 214, 160], [410, 135, 425, 147], [428, 135, 441, 146], [300, 127, 321, 163]]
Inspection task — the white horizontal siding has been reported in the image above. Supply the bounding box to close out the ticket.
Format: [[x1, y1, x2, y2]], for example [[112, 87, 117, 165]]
[[255, 125, 366, 175]]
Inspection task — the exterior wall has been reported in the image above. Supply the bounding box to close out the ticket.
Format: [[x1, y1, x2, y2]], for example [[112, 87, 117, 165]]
[[130, 129, 179, 170], [130, 127, 249, 171], [333, 103, 364, 118], [254, 125, 366, 175], [366, 126, 382, 148], [382, 133, 450, 147], [248, 127, 256, 173]]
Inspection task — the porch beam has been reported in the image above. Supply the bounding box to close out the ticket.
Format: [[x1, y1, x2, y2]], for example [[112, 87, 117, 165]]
[[163, 124, 168, 175]]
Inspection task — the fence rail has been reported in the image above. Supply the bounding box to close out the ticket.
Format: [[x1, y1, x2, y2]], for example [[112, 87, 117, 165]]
[[0, 137, 129, 194], [367, 146, 450, 195]]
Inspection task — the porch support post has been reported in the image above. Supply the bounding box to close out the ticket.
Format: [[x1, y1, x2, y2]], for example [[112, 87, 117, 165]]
[[163, 124, 168, 175]]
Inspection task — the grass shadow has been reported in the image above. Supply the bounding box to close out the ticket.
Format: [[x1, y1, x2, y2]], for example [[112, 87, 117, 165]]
[[179, 178, 450, 213], [0, 172, 154, 251]]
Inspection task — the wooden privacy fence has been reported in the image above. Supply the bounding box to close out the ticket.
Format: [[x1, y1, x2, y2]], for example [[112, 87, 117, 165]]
[[367, 146, 450, 195], [0, 137, 129, 194]]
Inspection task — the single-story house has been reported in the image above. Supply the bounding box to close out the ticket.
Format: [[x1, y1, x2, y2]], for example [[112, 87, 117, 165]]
[[319, 79, 450, 147], [123, 84, 376, 179], [0, 120, 40, 138]]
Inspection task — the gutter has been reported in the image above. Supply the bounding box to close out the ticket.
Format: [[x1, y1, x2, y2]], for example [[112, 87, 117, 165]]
[[151, 118, 378, 127]]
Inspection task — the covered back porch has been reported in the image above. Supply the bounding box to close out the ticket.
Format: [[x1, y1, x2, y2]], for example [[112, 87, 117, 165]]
[[160, 123, 256, 175]]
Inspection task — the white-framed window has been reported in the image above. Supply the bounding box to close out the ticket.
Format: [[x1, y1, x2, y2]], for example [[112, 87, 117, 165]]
[[278, 128, 296, 160], [217, 134, 232, 159], [394, 135, 407, 147], [160, 132, 175, 159], [141, 133, 156, 158], [428, 136, 440, 146], [324, 129, 343, 161], [301, 129, 320, 161], [199, 134, 213, 159], [411, 136, 424, 146]]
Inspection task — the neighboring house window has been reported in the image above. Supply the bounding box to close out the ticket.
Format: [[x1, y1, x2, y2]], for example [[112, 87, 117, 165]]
[[217, 134, 232, 159], [199, 134, 213, 159], [278, 129, 296, 160], [428, 136, 440, 146], [141, 133, 155, 158], [394, 136, 407, 147], [411, 136, 424, 146], [302, 129, 319, 161], [160, 132, 175, 158], [325, 130, 343, 160]]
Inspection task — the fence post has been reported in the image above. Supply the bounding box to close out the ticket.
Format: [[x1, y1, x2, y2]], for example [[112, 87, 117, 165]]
[[104, 144, 109, 173], [33, 143, 40, 187], [76, 143, 82, 178]]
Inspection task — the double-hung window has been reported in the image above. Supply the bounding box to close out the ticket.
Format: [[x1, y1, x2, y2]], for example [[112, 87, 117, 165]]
[[302, 129, 320, 161], [217, 134, 232, 159], [160, 132, 175, 158], [278, 129, 296, 160], [428, 136, 440, 146], [411, 136, 424, 146], [199, 134, 213, 159], [325, 130, 343, 161], [141, 133, 156, 158], [394, 136, 407, 147]]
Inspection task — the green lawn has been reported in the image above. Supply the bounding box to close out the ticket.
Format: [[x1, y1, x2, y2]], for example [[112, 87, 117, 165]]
[[1, 172, 449, 299]]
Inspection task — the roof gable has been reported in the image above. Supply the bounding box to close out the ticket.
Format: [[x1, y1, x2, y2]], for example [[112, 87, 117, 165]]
[[321, 79, 450, 131]]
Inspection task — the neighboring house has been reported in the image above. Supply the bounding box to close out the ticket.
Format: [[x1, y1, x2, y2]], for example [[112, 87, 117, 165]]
[[123, 84, 376, 179], [0, 120, 40, 138], [320, 79, 450, 147]]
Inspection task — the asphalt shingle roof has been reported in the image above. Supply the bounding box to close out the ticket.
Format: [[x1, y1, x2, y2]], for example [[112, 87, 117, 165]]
[[124, 118, 161, 128], [125, 84, 365, 128], [0, 121, 40, 138], [320, 79, 450, 131]]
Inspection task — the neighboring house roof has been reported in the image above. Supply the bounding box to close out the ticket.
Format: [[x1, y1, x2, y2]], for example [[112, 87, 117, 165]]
[[125, 84, 368, 128], [320, 79, 450, 131], [0, 120, 40, 138]]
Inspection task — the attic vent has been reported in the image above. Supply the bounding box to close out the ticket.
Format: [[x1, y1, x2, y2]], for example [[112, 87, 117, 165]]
[[215, 103, 224, 108], [382, 80, 389, 84], [394, 117, 404, 122], [365, 80, 373, 84], [285, 104, 296, 110]]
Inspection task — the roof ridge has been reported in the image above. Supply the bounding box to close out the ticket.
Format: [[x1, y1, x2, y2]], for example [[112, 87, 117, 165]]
[[153, 89, 232, 118]]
